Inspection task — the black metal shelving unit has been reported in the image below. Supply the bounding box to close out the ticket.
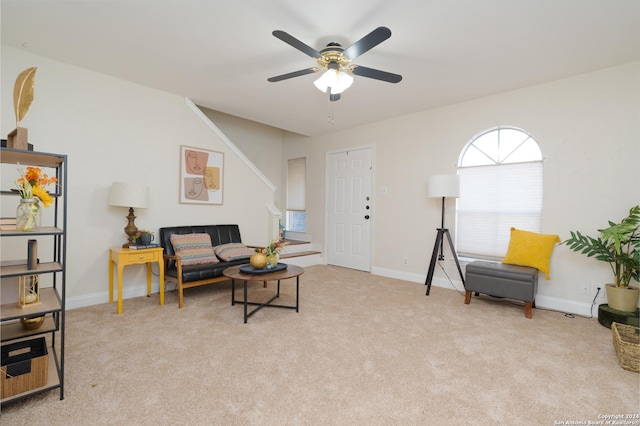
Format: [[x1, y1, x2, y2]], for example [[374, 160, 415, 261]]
[[0, 148, 67, 405]]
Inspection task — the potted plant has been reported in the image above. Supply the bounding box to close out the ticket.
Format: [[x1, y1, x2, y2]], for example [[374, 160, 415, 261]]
[[564, 205, 640, 312], [251, 237, 288, 269], [134, 230, 154, 245]]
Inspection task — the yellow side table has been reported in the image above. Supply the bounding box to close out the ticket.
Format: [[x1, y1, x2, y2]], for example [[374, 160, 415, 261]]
[[109, 246, 165, 314]]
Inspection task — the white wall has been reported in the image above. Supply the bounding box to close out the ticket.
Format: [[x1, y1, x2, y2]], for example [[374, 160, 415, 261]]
[[306, 61, 640, 315], [199, 108, 315, 239], [198, 107, 288, 210], [3, 44, 637, 316], [1, 47, 275, 309]]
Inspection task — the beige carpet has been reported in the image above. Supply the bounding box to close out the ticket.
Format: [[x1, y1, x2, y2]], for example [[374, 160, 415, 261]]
[[1, 265, 638, 425]]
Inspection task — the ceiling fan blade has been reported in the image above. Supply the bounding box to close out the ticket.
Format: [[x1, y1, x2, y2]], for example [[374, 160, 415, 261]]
[[268, 68, 317, 82], [272, 30, 322, 58], [342, 27, 392, 60], [329, 93, 341, 102], [351, 66, 402, 83]]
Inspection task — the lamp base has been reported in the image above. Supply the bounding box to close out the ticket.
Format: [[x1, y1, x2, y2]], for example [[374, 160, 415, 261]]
[[425, 228, 465, 296], [123, 207, 138, 248]]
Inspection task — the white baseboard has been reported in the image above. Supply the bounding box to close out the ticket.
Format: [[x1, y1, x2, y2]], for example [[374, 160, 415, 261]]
[[370, 266, 595, 317], [68, 263, 595, 318], [534, 294, 597, 318], [66, 282, 164, 311], [284, 254, 325, 268], [371, 267, 426, 286]]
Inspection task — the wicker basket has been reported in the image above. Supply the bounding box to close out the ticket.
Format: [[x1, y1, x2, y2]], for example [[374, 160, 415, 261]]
[[612, 322, 639, 373]]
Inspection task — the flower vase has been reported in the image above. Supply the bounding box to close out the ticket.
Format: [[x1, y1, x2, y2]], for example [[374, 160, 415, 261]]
[[16, 198, 41, 232], [267, 254, 279, 269]]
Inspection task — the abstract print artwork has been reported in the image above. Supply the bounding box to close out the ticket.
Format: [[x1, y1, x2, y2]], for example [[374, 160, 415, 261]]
[[179, 145, 224, 205]]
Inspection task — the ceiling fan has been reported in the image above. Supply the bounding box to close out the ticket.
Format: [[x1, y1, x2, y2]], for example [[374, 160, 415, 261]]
[[267, 26, 402, 101]]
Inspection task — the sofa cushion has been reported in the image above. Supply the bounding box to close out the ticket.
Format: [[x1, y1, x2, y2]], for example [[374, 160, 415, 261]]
[[502, 227, 560, 280], [214, 242, 254, 262], [170, 233, 219, 266], [165, 258, 249, 282], [159, 224, 244, 274]]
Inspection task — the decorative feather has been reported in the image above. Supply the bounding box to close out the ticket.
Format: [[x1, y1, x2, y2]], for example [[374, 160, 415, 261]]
[[13, 67, 37, 126]]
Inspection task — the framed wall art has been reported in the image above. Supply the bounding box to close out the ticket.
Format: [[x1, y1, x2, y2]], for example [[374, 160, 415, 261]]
[[179, 145, 224, 205]]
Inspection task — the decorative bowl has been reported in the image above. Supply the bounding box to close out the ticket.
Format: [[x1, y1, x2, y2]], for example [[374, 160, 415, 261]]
[[20, 315, 45, 330], [250, 252, 267, 269]]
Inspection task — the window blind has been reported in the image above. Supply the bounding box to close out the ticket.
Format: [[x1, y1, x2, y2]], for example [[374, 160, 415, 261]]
[[287, 157, 306, 211], [456, 161, 543, 259]]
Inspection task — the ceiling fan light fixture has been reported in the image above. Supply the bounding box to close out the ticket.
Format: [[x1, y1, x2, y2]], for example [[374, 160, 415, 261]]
[[313, 69, 353, 95], [269, 26, 401, 99]]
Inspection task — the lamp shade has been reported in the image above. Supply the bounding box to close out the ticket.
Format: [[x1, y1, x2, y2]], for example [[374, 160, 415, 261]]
[[314, 69, 354, 95], [108, 182, 150, 208], [428, 174, 460, 198]]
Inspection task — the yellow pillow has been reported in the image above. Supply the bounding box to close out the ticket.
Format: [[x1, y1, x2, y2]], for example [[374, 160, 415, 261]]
[[502, 227, 560, 280]]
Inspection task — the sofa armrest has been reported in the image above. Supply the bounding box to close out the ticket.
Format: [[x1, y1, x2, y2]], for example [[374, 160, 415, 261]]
[[163, 253, 182, 270]]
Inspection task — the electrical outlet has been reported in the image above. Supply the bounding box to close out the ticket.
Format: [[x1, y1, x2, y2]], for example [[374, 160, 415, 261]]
[[591, 284, 605, 299], [580, 285, 589, 295], [403, 257, 408, 265]]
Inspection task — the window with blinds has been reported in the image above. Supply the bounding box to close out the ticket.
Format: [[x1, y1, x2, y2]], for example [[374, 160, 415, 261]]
[[286, 157, 306, 232], [456, 126, 543, 259]]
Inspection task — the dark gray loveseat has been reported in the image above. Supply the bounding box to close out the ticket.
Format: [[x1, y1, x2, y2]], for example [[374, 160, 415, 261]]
[[159, 224, 254, 308]]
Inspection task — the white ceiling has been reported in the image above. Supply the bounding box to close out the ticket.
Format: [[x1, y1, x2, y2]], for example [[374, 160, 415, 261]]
[[2, 0, 639, 137]]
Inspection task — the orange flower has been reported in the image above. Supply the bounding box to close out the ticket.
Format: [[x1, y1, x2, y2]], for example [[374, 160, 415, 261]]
[[15, 164, 58, 208], [25, 166, 57, 187]]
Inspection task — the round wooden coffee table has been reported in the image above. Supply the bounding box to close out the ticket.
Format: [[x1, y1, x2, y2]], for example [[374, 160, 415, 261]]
[[223, 264, 304, 323]]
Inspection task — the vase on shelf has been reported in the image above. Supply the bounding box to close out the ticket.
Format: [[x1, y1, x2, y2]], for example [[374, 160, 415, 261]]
[[16, 198, 41, 232]]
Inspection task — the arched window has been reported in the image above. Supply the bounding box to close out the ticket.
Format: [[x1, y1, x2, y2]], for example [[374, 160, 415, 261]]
[[456, 126, 543, 259]]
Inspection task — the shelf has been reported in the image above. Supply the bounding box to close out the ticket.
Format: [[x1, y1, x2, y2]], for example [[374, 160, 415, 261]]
[[0, 261, 63, 278], [0, 288, 61, 321], [0, 226, 63, 237], [1, 148, 66, 404], [1, 315, 58, 343], [0, 148, 65, 168], [0, 190, 62, 198], [0, 344, 61, 404]]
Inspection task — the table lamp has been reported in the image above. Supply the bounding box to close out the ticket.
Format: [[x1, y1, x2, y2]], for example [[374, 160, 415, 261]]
[[108, 182, 150, 247]]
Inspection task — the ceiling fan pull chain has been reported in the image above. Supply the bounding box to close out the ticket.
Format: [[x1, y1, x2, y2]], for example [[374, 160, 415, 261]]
[[327, 95, 335, 125]]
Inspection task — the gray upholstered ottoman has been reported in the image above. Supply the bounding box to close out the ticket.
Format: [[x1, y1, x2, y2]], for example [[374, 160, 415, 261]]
[[464, 261, 538, 318]]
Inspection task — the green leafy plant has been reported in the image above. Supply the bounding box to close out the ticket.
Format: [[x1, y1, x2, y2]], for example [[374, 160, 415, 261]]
[[133, 230, 153, 241], [254, 237, 288, 257], [563, 206, 640, 288]]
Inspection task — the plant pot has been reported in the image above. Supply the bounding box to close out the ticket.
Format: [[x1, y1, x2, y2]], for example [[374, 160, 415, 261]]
[[605, 284, 640, 312], [138, 233, 154, 245]]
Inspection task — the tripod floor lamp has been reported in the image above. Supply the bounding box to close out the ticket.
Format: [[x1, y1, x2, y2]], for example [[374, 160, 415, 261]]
[[425, 174, 465, 296]]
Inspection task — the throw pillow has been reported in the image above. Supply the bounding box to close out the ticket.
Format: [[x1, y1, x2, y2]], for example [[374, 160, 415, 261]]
[[214, 243, 255, 262], [502, 227, 560, 280], [170, 233, 219, 266]]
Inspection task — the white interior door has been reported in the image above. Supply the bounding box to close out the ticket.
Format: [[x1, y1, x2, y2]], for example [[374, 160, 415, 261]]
[[326, 148, 372, 271]]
